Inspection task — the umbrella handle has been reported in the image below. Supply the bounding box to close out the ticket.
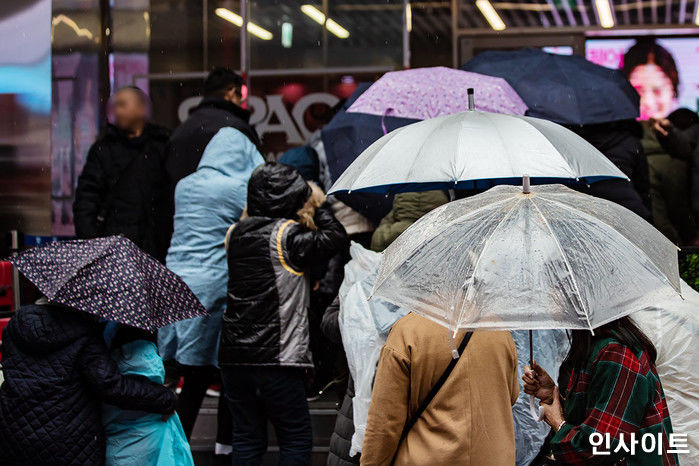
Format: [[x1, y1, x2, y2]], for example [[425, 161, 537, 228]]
[[529, 394, 545, 422], [381, 108, 395, 135]]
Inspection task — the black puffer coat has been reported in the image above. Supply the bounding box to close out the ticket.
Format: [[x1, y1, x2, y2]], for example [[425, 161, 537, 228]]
[[321, 296, 360, 466], [0, 305, 177, 466], [658, 122, 699, 220], [219, 163, 348, 368], [165, 97, 261, 190], [73, 123, 171, 262], [570, 120, 652, 221]]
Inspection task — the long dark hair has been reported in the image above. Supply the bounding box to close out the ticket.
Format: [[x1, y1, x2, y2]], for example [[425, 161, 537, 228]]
[[622, 38, 679, 97], [559, 316, 656, 388]]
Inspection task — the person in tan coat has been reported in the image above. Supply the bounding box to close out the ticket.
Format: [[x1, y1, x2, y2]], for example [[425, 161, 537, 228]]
[[361, 313, 519, 466]]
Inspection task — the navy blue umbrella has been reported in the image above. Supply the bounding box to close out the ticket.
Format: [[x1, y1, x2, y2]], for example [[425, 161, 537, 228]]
[[461, 48, 640, 125], [322, 83, 419, 222]]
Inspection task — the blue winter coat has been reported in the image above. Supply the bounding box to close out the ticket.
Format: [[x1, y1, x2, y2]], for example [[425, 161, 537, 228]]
[[158, 127, 264, 367], [102, 340, 194, 466]]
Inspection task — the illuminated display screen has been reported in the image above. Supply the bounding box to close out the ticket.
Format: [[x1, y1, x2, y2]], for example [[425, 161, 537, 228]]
[[586, 38, 699, 119]]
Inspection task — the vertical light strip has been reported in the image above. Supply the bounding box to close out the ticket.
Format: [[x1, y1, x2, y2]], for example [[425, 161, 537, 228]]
[[475, 0, 506, 30], [694, 0, 699, 24], [300, 4, 350, 39], [215, 8, 273, 40], [594, 0, 615, 27], [406, 3, 412, 32]]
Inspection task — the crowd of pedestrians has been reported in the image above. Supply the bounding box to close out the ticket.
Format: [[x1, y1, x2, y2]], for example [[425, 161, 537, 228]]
[[0, 61, 696, 466]]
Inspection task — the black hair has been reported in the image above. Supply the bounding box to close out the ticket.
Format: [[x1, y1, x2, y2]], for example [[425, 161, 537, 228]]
[[115, 85, 149, 105], [622, 38, 679, 97], [558, 316, 657, 389], [667, 107, 699, 130], [204, 67, 244, 98], [110, 325, 156, 350]]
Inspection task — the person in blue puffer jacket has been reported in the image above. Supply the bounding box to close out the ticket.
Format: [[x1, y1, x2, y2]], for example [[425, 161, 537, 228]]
[[158, 126, 264, 447], [103, 325, 194, 466]]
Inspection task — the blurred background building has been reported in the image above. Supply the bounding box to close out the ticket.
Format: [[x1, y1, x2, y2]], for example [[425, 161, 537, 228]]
[[1, 0, 698, 236]]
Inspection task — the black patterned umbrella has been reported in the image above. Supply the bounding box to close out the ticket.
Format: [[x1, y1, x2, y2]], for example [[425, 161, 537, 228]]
[[8, 236, 207, 331]]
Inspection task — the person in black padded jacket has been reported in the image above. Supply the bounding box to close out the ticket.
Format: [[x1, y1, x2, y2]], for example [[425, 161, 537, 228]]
[[0, 303, 177, 466], [219, 163, 348, 465]]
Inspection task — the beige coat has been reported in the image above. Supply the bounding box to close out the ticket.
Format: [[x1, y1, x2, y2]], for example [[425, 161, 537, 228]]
[[361, 313, 519, 466]]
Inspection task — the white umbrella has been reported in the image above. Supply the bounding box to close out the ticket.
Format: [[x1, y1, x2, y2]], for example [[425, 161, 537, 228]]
[[328, 109, 628, 195], [373, 183, 680, 334]]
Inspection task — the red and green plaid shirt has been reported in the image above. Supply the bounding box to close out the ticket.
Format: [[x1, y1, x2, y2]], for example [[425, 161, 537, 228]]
[[551, 337, 678, 466]]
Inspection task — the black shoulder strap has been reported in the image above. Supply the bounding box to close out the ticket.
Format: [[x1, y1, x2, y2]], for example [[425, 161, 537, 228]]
[[391, 331, 473, 465]]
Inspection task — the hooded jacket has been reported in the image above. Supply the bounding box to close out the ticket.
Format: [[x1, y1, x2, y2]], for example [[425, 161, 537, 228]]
[[158, 127, 264, 367], [0, 304, 177, 466], [103, 340, 194, 466], [73, 123, 171, 262], [219, 163, 348, 367]]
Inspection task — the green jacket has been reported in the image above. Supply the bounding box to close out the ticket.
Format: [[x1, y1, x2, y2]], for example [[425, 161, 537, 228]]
[[370, 191, 448, 252], [641, 123, 694, 244]]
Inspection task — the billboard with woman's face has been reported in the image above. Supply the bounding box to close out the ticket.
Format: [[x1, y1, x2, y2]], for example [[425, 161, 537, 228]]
[[586, 38, 699, 120]]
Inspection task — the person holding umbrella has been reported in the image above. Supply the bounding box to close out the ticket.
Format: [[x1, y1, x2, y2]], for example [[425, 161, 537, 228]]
[[522, 316, 677, 465], [363, 180, 682, 466], [0, 236, 208, 466]]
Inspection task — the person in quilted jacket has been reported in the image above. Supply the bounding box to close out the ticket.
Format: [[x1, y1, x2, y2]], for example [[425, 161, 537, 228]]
[[0, 303, 178, 466]]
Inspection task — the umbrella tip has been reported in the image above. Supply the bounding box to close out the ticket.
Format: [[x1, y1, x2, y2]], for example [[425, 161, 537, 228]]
[[522, 175, 531, 194], [467, 88, 475, 111]]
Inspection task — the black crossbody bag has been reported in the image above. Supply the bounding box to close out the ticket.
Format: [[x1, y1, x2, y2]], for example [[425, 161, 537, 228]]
[[390, 331, 474, 465]]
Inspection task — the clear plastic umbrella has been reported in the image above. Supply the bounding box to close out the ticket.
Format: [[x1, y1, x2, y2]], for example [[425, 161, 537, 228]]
[[373, 183, 681, 335], [373, 181, 682, 421], [328, 106, 628, 196]]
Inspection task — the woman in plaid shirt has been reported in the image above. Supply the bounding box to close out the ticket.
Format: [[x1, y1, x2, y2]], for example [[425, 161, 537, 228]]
[[523, 316, 678, 465]]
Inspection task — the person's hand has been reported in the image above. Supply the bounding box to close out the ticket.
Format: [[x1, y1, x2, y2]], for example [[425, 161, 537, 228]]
[[540, 386, 565, 431], [313, 280, 320, 292], [650, 117, 671, 137], [522, 361, 556, 405]]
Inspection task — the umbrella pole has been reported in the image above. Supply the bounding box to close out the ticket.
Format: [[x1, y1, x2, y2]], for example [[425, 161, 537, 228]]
[[528, 329, 545, 422], [525, 176, 532, 366], [467, 88, 474, 111]]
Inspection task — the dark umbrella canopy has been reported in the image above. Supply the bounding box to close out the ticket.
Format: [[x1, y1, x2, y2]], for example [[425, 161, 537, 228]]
[[322, 83, 419, 223], [8, 236, 207, 331], [461, 48, 640, 125]]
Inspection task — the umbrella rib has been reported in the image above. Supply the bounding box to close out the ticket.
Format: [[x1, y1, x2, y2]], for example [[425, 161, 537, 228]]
[[450, 196, 524, 330], [529, 196, 594, 333], [484, 112, 520, 178], [538, 195, 680, 293], [51, 239, 114, 298], [517, 117, 578, 179], [406, 116, 455, 183]]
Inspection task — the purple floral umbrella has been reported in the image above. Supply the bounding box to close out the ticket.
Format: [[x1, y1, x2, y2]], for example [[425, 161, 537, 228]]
[[8, 236, 207, 331], [347, 66, 527, 120]]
